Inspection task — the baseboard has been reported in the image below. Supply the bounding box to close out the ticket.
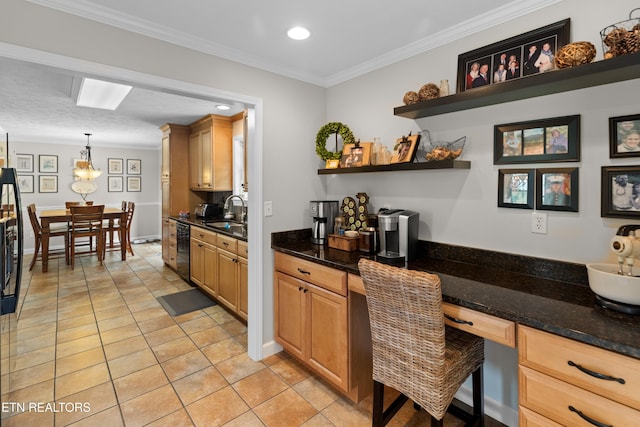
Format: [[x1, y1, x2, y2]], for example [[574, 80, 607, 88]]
[[456, 384, 518, 427], [261, 339, 283, 359]]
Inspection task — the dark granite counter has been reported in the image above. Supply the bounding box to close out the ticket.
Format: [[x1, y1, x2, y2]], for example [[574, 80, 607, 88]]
[[173, 216, 247, 241], [272, 229, 640, 360]]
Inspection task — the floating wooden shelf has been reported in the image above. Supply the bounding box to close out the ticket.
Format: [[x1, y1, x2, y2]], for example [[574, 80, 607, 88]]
[[317, 160, 470, 175], [394, 52, 640, 119]]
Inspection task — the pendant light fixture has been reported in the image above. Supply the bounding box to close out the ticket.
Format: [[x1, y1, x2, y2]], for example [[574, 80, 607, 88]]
[[73, 133, 102, 180]]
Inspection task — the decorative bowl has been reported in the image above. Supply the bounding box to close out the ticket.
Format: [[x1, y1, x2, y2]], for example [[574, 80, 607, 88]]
[[423, 136, 466, 162], [586, 263, 640, 305]]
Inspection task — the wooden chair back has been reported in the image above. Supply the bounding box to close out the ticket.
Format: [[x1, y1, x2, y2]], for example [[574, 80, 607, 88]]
[[27, 204, 41, 235], [69, 205, 105, 237]]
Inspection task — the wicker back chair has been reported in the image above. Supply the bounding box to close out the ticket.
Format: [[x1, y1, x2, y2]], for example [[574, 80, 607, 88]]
[[358, 258, 485, 427]]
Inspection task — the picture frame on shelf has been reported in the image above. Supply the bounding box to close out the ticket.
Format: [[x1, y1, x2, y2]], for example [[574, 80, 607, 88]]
[[498, 169, 534, 209], [609, 114, 640, 158], [108, 158, 124, 174], [16, 154, 34, 173], [536, 167, 578, 212], [127, 159, 141, 175], [390, 134, 420, 164], [39, 154, 58, 173], [494, 115, 580, 164], [339, 142, 371, 168], [456, 19, 570, 93], [127, 176, 141, 192], [17, 175, 34, 193], [39, 175, 58, 193], [601, 165, 640, 218], [108, 176, 123, 192]]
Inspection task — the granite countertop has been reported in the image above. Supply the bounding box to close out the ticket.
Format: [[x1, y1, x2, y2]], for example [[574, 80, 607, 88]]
[[172, 216, 248, 241], [272, 229, 640, 360]]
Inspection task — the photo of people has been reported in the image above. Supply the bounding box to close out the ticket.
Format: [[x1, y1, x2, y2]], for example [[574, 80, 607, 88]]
[[609, 115, 640, 158], [340, 145, 364, 168], [546, 126, 569, 154], [523, 128, 544, 155], [542, 173, 571, 206], [502, 131, 522, 156], [612, 174, 635, 210], [504, 173, 529, 204]]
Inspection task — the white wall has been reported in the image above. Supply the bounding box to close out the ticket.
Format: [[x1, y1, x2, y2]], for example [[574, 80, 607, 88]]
[[15, 141, 161, 251]]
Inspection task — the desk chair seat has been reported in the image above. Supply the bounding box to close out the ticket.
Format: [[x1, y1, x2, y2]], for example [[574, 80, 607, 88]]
[[69, 205, 105, 269], [27, 204, 69, 271], [358, 258, 485, 427]]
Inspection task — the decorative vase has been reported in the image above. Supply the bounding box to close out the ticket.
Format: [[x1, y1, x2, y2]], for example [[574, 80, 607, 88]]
[[439, 80, 450, 97]]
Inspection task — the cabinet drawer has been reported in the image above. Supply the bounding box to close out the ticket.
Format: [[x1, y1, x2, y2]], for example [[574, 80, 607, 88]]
[[520, 366, 640, 426], [519, 325, 640, 410], [274, 252, 347, 296], [443, 303, 516, 347], [519, 406, 562, 427], [217, 234, 238, 254], [348, 273, 365, 295], [192, 226, 217, 246], [237, 240, 248, 259]]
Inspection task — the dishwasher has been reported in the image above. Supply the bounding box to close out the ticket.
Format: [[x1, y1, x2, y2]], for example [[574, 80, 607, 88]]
[[175, 221, 190, 282]]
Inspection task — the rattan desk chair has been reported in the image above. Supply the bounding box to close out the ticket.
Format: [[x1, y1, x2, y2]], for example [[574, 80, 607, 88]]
[[27, 204, 69, 271], [69, 205, 105, 269], [358, 258, 485, 427]]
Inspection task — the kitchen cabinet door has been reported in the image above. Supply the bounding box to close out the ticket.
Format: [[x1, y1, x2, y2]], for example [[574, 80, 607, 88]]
[[203, 244, 218, 297], [190, 237, 205, 286], [274, 271, 306, 360], [216, 248, 238, 312], [238, 255, 248, 321]]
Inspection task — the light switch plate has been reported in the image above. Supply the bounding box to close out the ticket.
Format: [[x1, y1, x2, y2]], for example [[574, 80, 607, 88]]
[[264, 201, 273, 217]]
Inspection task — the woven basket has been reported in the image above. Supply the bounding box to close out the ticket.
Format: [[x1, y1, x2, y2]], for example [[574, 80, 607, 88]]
[[600, 8, 640, 58], [403, 90, 420, 105], [418, 83, 440, 101], [555, 41, 596, 69]]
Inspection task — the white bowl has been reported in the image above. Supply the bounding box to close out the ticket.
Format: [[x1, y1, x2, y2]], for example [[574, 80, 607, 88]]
[[586, 263, 640, 305]]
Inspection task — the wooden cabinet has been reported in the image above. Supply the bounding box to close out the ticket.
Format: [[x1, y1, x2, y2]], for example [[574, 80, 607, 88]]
[[189, 114, 233, 191], [190, 228, 217, 295], [238, 240, 248, 320], [518, 325, 640, 426], [274, 252, 349, 392], [443, 302, 515, 347], [163, 218, 178, 269]]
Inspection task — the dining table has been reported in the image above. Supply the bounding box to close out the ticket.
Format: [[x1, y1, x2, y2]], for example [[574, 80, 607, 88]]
[[39, 207, 127, 272]]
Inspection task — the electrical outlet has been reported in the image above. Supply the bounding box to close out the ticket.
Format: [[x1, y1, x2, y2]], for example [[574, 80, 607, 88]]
[[531, 212, 547, 234], [264, 201, 273, 217]]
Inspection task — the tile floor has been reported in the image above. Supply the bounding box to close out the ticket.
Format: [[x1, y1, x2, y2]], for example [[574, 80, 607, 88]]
[[1, 243, 501, 426]]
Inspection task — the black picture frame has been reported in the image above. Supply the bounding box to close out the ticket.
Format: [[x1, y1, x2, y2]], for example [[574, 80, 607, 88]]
[[38, 175, 58, 193], [494, 115, 580, 164], [39, 154, 58, 173], [17, 175, 34, 193], [601, 165, 640, 218], [536, 167, 578, 212], [127, 176, 141, 192], [498, 169, 534, 209], [609, 114, 640, 158], [456, 19, 570, 93]]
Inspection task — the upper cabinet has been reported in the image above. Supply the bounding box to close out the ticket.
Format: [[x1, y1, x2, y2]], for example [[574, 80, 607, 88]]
[[190, 114, 233, 191], [160, 123, 193, 217], [394, 52, 640, 120]]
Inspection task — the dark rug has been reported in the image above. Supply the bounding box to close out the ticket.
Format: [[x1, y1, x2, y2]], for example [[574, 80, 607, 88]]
[[157, 288, 216, 316]]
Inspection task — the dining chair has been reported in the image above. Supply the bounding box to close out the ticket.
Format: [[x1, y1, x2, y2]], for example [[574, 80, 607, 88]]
[[357, 258, 485, 427], [26, 204, 69, 271], [66, 201, 93, 207], [103, 201, 135, 258], [69, 205, 105, 269]]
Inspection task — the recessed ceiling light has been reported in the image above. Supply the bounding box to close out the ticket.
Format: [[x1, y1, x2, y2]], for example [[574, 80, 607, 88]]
[[287, 26, 310, 40], [76, 78, 132, 110], [216, 104, 231, 111]]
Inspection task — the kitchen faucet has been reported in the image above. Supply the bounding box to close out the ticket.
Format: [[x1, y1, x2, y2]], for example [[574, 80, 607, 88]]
[[224, 195, 247, 224]]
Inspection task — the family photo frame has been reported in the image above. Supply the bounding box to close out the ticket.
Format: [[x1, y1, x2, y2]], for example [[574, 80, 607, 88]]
[[601, 166, 640, 218], [456, 19, 570, 93], [609, 114, 640, 158], [390, 134, 420, 164], [536, 167, 578, 212], [498, 169, 534, 209], [494, 115, 580, 164], [340, 142, 371, 168]]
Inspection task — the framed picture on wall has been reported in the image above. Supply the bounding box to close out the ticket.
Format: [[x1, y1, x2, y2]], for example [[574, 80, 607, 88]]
[[16, 154, 34, 173], [127, 176, 141, 192], [108, 158, 124, 174], [39, 175, 58, 193], [601, 165, 640, 218], [108, 176, 123, 192], [498, 169, 534, 209], [18, 175, 34, 193], [536, 167, 578, 212], [127, 159, 141, 175], [39, 155, 58, 173], [609, 114, 640, 158]]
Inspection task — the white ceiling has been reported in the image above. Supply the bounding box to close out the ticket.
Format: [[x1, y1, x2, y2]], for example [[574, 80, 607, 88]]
[[1, 0, 559, 149]]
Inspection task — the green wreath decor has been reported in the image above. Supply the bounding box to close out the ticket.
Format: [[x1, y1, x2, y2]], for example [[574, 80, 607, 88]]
[[315, 122, 355, 161]]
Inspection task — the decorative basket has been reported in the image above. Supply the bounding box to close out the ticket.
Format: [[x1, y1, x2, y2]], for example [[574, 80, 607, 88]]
[[418, 83, 440, 101], [555, 41, 596, 69], [403, 91, 420, 105], [600, 8, 640, 59]]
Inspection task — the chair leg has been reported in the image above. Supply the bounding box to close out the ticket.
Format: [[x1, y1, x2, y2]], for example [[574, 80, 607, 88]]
[[373, 380, 385, 427], [70, 238, 75, 270], [29, 236, 41, 271], [472, 366, 484, 427], [431, 416, 444, 427], [64, 233, 70, 265]]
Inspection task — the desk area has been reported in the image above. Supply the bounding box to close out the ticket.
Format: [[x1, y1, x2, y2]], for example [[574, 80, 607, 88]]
[[39, 207, 127, 272]]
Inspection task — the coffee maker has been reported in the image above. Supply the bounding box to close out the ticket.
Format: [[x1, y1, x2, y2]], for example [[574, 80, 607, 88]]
[[378, 209, 419, 261], [310, 201, 339, 245]]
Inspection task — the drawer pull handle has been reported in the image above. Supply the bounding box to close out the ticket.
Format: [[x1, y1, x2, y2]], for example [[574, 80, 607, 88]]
[[567, 361, 625, 384], [298, 286, 303, 291], [568, 406, 612, 427], [297, 268, 311, 275], [444, 314, 473, 326]]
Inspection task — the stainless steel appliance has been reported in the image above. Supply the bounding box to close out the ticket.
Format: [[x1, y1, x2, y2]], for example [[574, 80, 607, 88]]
[[310, 200, 338, 245], [378, 209, 419, 262], [176, 221, 190, 281]]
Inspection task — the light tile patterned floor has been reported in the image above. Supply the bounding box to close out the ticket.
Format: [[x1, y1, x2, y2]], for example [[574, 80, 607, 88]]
[[1, 243, 494, 426]]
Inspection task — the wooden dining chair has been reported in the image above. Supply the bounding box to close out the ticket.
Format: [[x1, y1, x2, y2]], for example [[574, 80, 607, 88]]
[[26, 204, 69, 271], [69, 205, 105, 269], [103, 201, 135, 258]]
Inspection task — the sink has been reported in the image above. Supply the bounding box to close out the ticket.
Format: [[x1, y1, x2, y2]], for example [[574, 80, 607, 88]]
[[206, 221, 246, 234], [586, 263, 640, 305]]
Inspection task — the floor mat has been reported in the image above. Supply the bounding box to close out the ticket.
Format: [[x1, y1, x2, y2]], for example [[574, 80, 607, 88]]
[[157, 288, 216, 316]]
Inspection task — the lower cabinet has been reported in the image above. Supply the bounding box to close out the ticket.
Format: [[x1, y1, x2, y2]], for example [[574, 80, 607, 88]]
[[190, 227, 217, 295], [274, 252, 349, 393], [518, 325, 640, 426], [163, 218, 177, 269]]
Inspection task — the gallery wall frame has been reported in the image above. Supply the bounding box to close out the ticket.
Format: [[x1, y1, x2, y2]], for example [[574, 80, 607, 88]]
[[536, 167, 578, 212], [494, 115, 580, 164], [127, 176, 141, 192], [127, 159, 141, 175], [601, 165, 640, 218], [108, 158, 124, 174], [457, 19, 570, 93], [39, 175, 58, 193], [108, 176, 123, 192], [609, 113, 640, 158], [498, 169, 534, 209], [17, 175, 34, 193], [39, 155, 58, 173], [16, 154, 34, 173]]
